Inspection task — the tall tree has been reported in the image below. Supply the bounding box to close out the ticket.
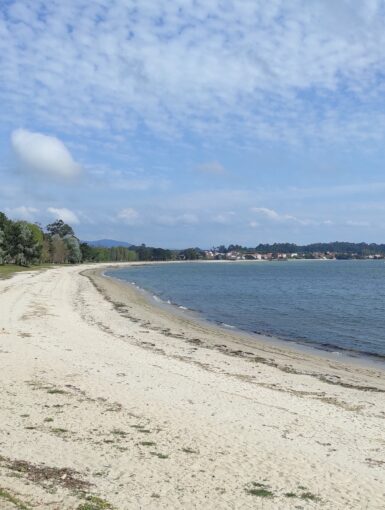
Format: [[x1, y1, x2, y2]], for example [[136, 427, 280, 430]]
[[63, 235, 82, 263], [7, 221, 42, 266], [46, 219, 74, 238], [0, 212, 8, 264]]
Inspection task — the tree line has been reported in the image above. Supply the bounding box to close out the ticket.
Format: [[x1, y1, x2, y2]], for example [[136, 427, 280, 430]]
[[0, 211, 204, 266], [216, 242, 385, 256], [0, 213, 82, 266]]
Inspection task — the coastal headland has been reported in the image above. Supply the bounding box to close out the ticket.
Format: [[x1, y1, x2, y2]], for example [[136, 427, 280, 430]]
[[0, 263, 384, 509]]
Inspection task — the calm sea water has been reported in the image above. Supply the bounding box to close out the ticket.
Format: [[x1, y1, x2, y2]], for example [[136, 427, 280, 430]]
[[106, 260, 385, 359]]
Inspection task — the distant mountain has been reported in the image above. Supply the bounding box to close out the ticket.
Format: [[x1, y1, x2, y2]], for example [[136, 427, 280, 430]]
[[85, 239, 133, 248]]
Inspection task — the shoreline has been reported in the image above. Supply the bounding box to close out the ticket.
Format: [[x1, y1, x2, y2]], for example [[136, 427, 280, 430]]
[[101, 264, 385, 370], [85, 265, 385, 391], [1, 263, 384, 509]]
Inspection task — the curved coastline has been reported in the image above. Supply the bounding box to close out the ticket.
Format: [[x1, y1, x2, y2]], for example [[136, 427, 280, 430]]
[[102, 263, 385, 369], [84, 264, 385, 378], [1, 263, 385, 508]]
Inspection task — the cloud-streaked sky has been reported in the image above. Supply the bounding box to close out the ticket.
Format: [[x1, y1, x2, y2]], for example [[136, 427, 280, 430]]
[[1, 1, 385, 247]]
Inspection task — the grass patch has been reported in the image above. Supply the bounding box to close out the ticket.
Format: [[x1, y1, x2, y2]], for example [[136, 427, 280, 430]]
[[77, 495, 113, 510], [111, 429, 127, 437], [51, 427, 68, 435], [246, 482, 274, 498], [0, 488, 31, 510], [285, 492, 297, 498], [246, 488, 274, 498], [47, 389, 67, 395], [44, 417, 54, 423], [181, 447, 198, 454], [300, 491, 321, 502], [150, 452, 169, 459], [139, 441, 156, 446], [0, 264, 52, 280]]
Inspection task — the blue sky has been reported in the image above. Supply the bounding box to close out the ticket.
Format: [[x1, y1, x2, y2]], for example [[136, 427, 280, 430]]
[[1, 0, 385, 247]]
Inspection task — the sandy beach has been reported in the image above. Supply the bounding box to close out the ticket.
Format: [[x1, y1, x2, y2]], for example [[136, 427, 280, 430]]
[[0, 263, 384, 509]]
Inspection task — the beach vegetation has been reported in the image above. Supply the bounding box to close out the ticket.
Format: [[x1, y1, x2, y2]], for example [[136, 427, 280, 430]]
[[181, 447, 198, 454], [150, 452, 169, 459], [51, 427, 68, 434], [47, 388, 67, 394], [0, 487, 31, 510], [77, 495, 113, 510], [246, 487, 274, 498], [300, 491, 321, 501], [246, 482, 274, 498]]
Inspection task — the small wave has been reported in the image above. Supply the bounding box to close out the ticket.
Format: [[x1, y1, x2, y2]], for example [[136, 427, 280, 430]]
[[222, 323, 235, 329], [179, 306, 188, 310]]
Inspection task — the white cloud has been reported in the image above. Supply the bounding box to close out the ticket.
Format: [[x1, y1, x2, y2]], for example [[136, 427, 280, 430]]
[[2, 2, 385, 144], [197, 161, 226, 175], [212, 212, 236, 224], [251, 207, 310, 225], [47, 207, 79, 224], [117, 208, 140, 225], [6, 206, 38, 222], [11, 129, 81, 178], [155, 213, 198, 226]]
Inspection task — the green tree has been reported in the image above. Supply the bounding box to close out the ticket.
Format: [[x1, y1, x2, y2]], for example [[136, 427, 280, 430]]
[[63, 235, 82, 263], [0, 212, 9, 264], [46, 219, 75, 238], [7, 221, 42, 266]]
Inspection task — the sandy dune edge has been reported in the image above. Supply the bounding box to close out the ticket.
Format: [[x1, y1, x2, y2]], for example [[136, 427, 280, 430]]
[[0, 263, 384, 509]]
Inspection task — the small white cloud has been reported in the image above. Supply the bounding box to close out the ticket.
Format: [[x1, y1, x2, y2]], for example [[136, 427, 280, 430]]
[[196, 161, 226, 175], [6, 206, 38, 221], [250, 207, 309, 224], [47, 207, 79, 224], [156, 213, 198, 226], [249, 221, 259, 228], [251, 207, 281, 220], [11, 129, 81, 178], [345, 220, 370, 227], [117, 208, 140, 225], [212, 212, 236, 224]]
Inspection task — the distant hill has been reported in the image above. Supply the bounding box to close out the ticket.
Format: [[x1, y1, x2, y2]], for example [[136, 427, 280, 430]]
[[85, 239, 133, 248]]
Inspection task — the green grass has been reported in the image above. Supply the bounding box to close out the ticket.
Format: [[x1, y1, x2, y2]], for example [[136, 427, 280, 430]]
[[50, 427, 68, 435], [150, 452, 169, 459], [0, 264, 53, 280], [300, 491, 321, 502], [181, 447, 198, 454], [246, 488, 274, 498], [246, 482, 274, 498], [285, 492, 298, 498], [77, 495, 113, 510], [47, 388, 67, 395], [0, 487, 31, 510]]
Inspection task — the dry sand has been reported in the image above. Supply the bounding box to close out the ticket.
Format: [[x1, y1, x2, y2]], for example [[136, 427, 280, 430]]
[[0, 263, 384, 509]]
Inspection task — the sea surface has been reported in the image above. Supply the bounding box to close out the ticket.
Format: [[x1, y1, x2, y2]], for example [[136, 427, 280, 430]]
[[106, 260, 385, 359]]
